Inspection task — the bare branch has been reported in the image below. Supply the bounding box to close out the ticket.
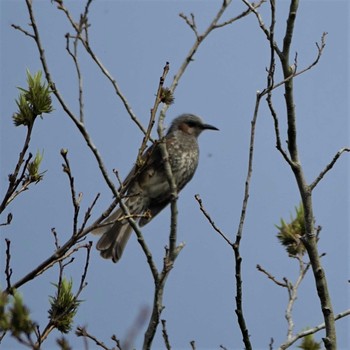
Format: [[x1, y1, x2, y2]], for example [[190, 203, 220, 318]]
[[107, 62, 172, 284], [143, 63, 182, 350], [119, 195, 159, 279], [11, 23, 35, 38], [179, 12, 199, 39], [157, 92, 180, 265], [5, 239, 13, 292], [79, 193, 101, 233], [194, 194, 232, 246], [161, 319, 172, 350], [241, 0, 282, 57], [266, 93, 294, 167], [0, 213, 13, 227], [278, 309, 350, 350], [55, 1, 146, 136], [284, 257, 311, 342], [256, 264, 288, 288], [111, 334, 123, 350], [76, 326, 110, 350], [251, 0, 337, 347], [310, 147, 350, 191], [215, 0, 266, 29], [161, 0, 262, 117], [76, 241, 92, 298], [266, 32, 328, 93], [0, 126, 34, 214], [17, 0, 120, 201], [61, 149, 80, 235], [231, 90, 264, 350], [136, 62, 170, 164], [65, 33, 85, 122]]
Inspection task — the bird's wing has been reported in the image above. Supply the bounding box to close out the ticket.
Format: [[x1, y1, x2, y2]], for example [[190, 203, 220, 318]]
[[121, 142, 159, 192]]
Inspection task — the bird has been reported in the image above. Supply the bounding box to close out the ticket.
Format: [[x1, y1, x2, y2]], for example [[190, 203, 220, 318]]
[[94, 114, 218, 263]]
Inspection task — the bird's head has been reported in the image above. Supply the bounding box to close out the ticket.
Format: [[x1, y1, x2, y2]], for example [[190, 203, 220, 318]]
[[167, 114, 219, 137]]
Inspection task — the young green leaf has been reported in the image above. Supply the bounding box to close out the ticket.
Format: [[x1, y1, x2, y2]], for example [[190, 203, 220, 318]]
[[27, 150, 46, 183], [48, 278, 81, 333], [12, 70, 53, 127], [276, 204, 306, 256]]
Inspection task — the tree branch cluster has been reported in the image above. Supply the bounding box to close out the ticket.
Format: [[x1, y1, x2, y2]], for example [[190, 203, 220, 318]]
[[1, 1, 348, 349]]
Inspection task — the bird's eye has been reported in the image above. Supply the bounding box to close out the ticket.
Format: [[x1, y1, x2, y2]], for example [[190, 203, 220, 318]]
[[186, 121, 197, 128]]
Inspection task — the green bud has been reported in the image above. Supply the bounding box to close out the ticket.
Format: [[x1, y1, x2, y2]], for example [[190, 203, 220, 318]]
[[297, 333, 321, 350], [48, 278, 81, 333], [13, 70, 53, 127], [276, 204, 306, 256], [27, 150, 46, 183], [160, 87, 175, 105]]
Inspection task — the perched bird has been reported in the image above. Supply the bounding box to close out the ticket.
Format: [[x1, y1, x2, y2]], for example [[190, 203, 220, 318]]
[[94, 114, 218, 262]]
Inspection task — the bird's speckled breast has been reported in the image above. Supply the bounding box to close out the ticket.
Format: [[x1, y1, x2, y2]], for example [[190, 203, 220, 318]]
[[168, 132, 199, 190]]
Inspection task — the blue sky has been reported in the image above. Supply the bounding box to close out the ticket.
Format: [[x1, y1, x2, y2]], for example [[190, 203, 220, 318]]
[[1, 1, 349, 349]]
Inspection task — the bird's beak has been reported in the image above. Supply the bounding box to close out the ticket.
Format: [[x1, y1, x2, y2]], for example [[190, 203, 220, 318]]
[[202, 123, 219, 131]]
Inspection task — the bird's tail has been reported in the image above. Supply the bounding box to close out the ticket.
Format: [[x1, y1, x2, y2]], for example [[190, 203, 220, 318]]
[[93, 197, 142, 263]]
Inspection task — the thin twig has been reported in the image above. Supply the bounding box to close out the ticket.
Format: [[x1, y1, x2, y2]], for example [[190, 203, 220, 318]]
[[0, 213, 13, 227], [161, 320, 172, 350], [194, 194, 232, 246], [161, 0, 264, 118], [5, 1, 151, 298], [65, 33, 85, 122], [278, 309, 350, 350], [11, 24, 35, 38], [80, 193, 100, 233], [179, 13, 199, 39], [39, 243, 89, 279], [310, 147, 350, 191], [56, 1, 146, 136], [241, 0, 282, 57], [19, 0, 120, 201], [111, 334, 123, 350], [253, 0, 337, 347], [233, 91, 263, 350], [142, 63, 180, 350], [61, 149, 80, 235], [267, 93, 294, 167], [156, 114, 180, 264], [256, 264, 288, 288], [266, 32, 328, 94], [0, 125, 34, 214], [136, 62, 169, 164], [113, 170, 159, 281], [76, 241, 92, 298], [5, 239, 13, 292], [76, 327, 110, 350], [284, 257, 311, 341], [214, 0, 266, 29]]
